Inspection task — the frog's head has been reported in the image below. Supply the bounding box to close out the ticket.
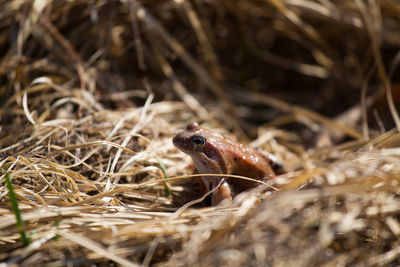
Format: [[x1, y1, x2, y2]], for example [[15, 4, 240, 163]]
[[173, 122, 226, 173], [173, 123, 205, 153]]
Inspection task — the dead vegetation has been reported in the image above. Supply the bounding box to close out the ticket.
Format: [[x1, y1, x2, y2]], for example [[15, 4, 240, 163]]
[[1, 0, 400, 266]]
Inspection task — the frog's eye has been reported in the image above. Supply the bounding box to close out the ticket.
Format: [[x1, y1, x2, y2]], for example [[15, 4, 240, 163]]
[[192, 135, 206, 149]]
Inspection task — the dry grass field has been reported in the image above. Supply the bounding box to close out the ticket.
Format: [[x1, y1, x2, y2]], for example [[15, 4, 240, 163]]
[[1, 0, 400, 266]]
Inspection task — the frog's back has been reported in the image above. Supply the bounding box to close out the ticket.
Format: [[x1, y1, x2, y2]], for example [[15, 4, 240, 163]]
[[216, 137, 275, 190]]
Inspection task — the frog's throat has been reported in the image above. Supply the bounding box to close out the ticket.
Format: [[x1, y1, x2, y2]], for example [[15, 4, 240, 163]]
[[191, 153, 224, 174]]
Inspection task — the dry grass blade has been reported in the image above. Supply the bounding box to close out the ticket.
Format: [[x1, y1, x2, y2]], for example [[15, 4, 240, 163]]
[[149, 34, 210, 120], [231, 88, 364, 140], [38, 16, 87, 89], [355, 0, 400, 131], [58, 230, 139, 267], [174, 0, 223, 81], [129, 0, 146, 70], [269, 0, 334, 68], [136, 4, 234, 113]]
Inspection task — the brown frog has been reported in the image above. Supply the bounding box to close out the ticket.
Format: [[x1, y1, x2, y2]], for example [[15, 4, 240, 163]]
[[173, 122, 279, 205]]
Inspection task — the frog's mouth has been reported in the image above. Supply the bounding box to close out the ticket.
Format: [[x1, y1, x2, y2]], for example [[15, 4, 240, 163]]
[[172, 135, 194, 155]]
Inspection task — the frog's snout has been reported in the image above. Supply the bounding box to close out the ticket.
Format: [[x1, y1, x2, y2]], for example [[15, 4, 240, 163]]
[[172, 133, 183, 148]]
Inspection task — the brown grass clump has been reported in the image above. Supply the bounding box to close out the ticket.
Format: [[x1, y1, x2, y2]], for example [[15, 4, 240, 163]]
[[1, 0, 400, 266]]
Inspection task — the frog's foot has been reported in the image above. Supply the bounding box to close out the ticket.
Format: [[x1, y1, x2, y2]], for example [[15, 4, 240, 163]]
[[211, 180, 232, 205]]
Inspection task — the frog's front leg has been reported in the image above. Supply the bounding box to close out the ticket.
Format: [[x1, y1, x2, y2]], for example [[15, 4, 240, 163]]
[[201, 177, 232, 205], [212, 181, 232, 205]]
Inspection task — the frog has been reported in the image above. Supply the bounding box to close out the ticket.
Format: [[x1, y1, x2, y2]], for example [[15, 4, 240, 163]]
[[172, 122, 279, 205]]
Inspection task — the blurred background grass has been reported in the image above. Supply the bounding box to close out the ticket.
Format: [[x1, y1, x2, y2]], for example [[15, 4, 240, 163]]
[[2, 0, 400, 141]]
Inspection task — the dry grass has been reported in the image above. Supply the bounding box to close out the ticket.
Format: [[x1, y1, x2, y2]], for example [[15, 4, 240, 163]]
[[1, 0, 400, 266]]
